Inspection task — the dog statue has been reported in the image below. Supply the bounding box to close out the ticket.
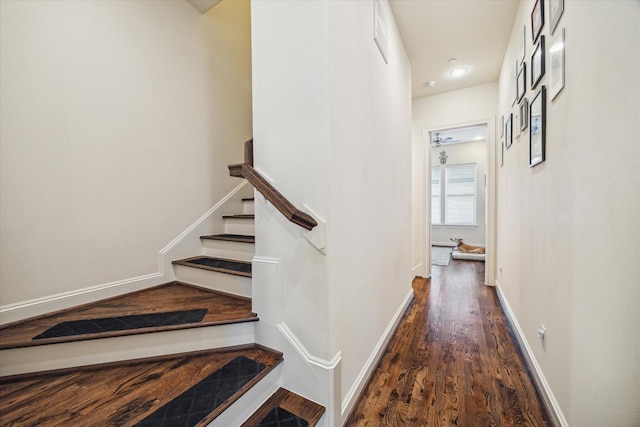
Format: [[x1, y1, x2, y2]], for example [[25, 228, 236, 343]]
[[451, 237, 485, 254]]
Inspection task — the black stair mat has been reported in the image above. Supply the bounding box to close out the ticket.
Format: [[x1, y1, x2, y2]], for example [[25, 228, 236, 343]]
[[33, 309, 207, 340], [184, 257, 252, 274], [134, 355, 266, 427], [202, 234, 255, 243], [258, 407, 309, 427]]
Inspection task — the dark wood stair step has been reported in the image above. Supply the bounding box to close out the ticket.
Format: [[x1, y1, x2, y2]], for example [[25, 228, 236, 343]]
[[0, 344, 283, 426], [0, 282, 257, 350], [223, 214, 255, 220], [201, 233, 255, 244], [241, 388, 325, 427], [242, 197, 255, 202], [173, 256, 252, 277]]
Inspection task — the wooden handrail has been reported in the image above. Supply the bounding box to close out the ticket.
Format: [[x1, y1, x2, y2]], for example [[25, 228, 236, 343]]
[[228, 140, 317, 231]]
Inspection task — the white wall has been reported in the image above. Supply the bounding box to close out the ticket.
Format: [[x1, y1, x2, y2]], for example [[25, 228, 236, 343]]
[[496, 1, 640, 425], [251, 0, 412, 424], [412, 82, 498, 276], [431, 139, 487, 246], [0, 0, 253, 306], [326, 1, 412, 421]]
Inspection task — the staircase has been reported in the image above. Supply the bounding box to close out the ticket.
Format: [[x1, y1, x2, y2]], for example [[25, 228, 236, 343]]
[[0, 196, 325, 426]]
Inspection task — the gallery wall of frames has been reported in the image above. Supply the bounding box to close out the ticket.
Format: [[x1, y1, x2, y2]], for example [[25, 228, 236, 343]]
[[499, 0, 565, 168]]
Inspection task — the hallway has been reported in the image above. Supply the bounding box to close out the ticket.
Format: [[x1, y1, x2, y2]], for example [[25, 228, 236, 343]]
[[346, 261, 550, 426]]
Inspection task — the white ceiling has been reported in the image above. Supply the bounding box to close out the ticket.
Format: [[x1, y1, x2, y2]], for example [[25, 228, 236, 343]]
[[186, 0, 518, 99], [389, 0, 519, 99], [185, 0, 221, 14]]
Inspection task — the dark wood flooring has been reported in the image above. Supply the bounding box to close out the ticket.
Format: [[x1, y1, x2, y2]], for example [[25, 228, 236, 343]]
[[345, 260, 551, 426], [0, 344, 282, 426], [0, 282, 256, 350]]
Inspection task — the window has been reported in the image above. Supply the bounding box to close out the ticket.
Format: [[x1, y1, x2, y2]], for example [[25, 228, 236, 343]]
[[431, 163, 477, 226]]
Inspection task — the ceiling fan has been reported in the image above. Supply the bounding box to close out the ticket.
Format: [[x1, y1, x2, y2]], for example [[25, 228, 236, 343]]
[[431, 132, 459, 147]]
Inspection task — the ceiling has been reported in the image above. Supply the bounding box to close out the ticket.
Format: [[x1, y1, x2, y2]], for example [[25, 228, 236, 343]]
[[389, 0, 519, 99], [186, 0, 221, 14], [187, 0, 518, 100]]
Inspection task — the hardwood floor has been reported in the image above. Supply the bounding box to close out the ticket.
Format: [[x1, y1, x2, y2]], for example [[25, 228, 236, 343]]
[[345, 261, 551, 426]]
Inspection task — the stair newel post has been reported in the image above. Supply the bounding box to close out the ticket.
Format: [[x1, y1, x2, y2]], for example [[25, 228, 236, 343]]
[[245, 139, 254, 166]]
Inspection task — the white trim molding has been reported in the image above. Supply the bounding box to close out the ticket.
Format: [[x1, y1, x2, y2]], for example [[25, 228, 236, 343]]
[[277, 322, 341, 370], [495, 281, 568, 427], [0, 272, 163, 325]]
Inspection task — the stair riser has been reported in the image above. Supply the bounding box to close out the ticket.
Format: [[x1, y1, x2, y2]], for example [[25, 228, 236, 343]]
[[242, 200, 255, 215], [0, 322, 255, 377], [207, 363, 282, 427], [173, 265, 252, 298], [224, 218, 255, 235], [201, 239, 254, 262]]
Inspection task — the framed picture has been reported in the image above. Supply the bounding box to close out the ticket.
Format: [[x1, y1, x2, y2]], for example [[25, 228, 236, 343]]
[[505, 113, 513, 149], [550, 0, 564, 34], [512, 60, 518, 106], [531, 36, 545, 90], [374, 0, 389, 64], [531, 0, 544, 43], [549, 29, 565, 101], [519, 98, 528, 131], [519, 25, 526, 65], [529, 86, 546, 167], [517, 62, 526, 102]]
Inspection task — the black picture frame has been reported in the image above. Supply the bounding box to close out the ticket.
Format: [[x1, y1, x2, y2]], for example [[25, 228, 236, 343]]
[[549, 28, 565, 101], [529, 86, 546, 167], [517, 62, 527, 102], [520, 98, 528, 131], [505, 113, 513, 149], [531, 0, 544, 43], [531, 36, 545, 90]]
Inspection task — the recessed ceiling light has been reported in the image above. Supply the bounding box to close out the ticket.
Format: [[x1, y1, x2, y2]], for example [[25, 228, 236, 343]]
[[450, 67, 468, 77], [474, 136, 483, 141], [424, 80, 436, 87]]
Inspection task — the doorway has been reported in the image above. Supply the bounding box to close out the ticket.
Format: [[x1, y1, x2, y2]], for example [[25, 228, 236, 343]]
[[426, 121, 496, 285]]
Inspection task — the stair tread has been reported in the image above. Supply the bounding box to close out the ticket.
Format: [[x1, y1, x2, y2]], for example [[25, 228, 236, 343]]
[[0, 344, 283, 426], [0, 282, 256, 350], [173, 256, 252, 277], [223, 214, 255, 219], [241, 387, 325, 427], [242, 198, 255, 202], [201, 233, 255, 244]]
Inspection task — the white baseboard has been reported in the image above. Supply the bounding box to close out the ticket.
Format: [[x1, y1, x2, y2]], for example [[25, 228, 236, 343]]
[[494, 281, 568, 427], [411, 262, 425, 277], [340, 287, 414, 424], [0, 272, 163, 325]]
